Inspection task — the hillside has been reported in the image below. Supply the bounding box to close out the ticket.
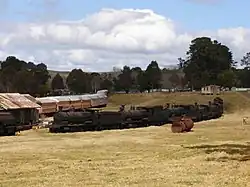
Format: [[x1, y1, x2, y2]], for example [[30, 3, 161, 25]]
[[106, 91, 250, 113], [48, 70, 70, 79]]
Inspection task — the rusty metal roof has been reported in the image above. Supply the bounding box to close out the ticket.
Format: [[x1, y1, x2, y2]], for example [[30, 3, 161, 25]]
[[22, 94, 37, 103], [0, 93, 41, 110]]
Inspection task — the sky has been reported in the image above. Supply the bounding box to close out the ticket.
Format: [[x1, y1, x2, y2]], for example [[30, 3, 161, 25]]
[[0, 0, 250, 72]]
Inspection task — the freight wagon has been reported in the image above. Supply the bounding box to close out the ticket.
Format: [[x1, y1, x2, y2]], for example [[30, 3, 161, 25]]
[[36, 90, 108, 116]]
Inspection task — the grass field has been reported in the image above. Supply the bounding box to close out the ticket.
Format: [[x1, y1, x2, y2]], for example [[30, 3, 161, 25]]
[[1, 92, 250, 187]]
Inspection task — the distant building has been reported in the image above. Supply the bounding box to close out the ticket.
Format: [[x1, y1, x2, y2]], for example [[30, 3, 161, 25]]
[[201, 85, 221, 95]]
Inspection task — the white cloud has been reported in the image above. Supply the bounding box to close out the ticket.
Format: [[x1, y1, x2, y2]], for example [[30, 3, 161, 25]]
[[0, 8, 250, 72]]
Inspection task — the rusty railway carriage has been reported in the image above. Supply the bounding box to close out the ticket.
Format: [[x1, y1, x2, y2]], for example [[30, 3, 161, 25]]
[[36, 90, 109, 116], [0, 93, 41, 136], [49, 97, 224, 133]]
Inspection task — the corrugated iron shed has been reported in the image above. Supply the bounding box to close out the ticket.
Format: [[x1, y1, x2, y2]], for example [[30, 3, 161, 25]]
[[22, 94, 37, 103], [0, 93, 41, 110]]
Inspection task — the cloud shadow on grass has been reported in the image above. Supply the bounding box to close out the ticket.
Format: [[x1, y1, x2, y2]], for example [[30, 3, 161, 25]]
[[183, 142, 250, 162]]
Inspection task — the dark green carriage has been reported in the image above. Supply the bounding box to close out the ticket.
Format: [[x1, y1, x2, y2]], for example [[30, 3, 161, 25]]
[[122, 109, 150, 128], [136, 105, 171, 126], [0, 111, 17, 136], [0, 108, 40, 136], [97, 111, 123, 130], [50, 111, 97, 132], [198, 105, 210, 120], [168, 107, 186, 118]]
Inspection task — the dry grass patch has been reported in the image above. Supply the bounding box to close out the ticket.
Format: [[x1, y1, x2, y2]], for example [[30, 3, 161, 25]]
[[1, 112, 250, 187]]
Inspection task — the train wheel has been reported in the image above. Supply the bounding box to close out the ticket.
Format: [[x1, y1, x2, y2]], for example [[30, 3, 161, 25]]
[[197, 115, 202, 122], [119, 123, 124, 129], [5, 127, 16, 136], [159, 122, 165, 126], [0, 128, 4, 136], [49, 127, 58, 133], [95, 125, 102, 131]]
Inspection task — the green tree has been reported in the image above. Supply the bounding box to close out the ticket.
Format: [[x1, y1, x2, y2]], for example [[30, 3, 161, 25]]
[[116, 66, 133, 93], [100, 79, 113, 92], [241, 52, 250, 69], [137, 71, 149, 92], [113, 77, 121, 91], [66, 69, 91, 94], [131, 67, 142, 90], [183, 37, 233, 89], [234, 52, 250, 87], [218, 69, 237, 88], [180, 76, 188, 89], [51, 73, 65, 90], [0, 56, 50, 96], [168, 72, 180, 89], [29, 63, 51, 96], [235, 68, 250, 87], [14, 69, 33, 93], [144, 61, 162, 91]]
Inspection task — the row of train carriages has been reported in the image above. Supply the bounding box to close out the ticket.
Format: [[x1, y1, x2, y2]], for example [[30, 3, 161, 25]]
[[0, 89, 224, 136], [36, 90, 108, 116], [49, 97, 224, 133], [0, 90, 108, 136]]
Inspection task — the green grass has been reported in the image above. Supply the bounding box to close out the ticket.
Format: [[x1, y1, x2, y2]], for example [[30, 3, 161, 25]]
[[1, 91, 250, 187]]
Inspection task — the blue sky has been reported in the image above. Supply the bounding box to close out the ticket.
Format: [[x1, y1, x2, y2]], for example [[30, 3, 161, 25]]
[[0, 0, 249, 71], [1, 0, 249, 30]]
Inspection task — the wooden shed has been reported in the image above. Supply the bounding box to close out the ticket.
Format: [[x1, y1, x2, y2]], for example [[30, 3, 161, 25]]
[[0, 93, 41, 125], [201, 85, 221, 95]]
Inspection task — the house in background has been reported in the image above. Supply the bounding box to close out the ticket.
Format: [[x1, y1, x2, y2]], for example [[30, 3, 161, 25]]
[[201, 85, 221, 95]]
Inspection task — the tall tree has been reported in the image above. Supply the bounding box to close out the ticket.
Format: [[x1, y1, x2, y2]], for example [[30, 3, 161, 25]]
[[168, 72, 180, 89], [100, 79, 113, 91], [217, 69, 237, 88], [180, 75, 188, 89], [115, 66, 133, 93], [183, 37, 233, 89], [131, 67, 142, 90], [30, 63, 51, 96], [51, 73, 65, 90], [66, 69, 91, 94], [144, 61, 162, 91], [241, 52, 250, 69], [0, 56, 50, 96], [238, 52, 250, 87], [137, 71, 149, 92]]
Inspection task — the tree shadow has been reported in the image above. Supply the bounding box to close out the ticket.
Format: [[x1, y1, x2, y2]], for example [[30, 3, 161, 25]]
[[183, 142, 250, 162]]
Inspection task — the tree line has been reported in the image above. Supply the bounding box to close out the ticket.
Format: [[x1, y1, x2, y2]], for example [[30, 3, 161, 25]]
[[1, 36, 250, 96], [52, 60, 164, 94]]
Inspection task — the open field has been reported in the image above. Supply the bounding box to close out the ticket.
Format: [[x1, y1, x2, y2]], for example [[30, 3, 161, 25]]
[[1, 92, 250, 187]]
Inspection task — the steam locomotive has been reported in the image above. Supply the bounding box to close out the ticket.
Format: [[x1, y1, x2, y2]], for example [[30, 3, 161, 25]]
[[49, 97, 224, 133]]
